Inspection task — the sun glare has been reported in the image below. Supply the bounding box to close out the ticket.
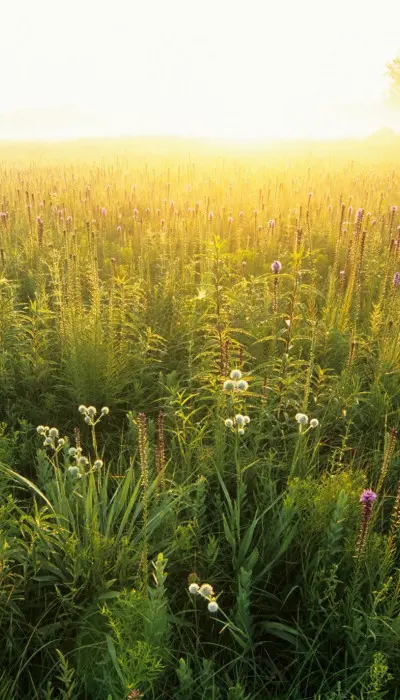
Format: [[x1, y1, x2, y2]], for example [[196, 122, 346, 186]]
[[0, 0, 400, 140]]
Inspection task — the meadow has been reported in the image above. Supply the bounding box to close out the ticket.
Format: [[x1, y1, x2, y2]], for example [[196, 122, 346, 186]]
[[1, 136, 400, 699]]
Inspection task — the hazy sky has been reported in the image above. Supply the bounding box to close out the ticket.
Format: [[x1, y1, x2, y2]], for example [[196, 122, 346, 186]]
[[1, 0, 400, 139]]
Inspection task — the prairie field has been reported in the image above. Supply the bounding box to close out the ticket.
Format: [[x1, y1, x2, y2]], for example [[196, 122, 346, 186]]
[[2, 136, 400, 699]]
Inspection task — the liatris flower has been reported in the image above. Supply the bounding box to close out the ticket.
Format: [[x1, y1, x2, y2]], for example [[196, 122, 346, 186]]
[[228, 215, 233, 224], [391, 205, 398, 214], [271, 260, 282, 273], [100, 207, 107, 216], [116, 225, 121, 232], [37, 216, 44, 246], [393, 272, 400, 289], [356, 489, 377, 557], [268, 219, 276, 229]]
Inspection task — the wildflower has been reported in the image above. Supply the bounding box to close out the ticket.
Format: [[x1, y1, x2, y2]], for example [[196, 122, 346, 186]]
[[84, 415, 91, 424], [360, 489, 377, 504], [36, 425, 47, 435], [57, 438, 65, 447], [43, 437, 54, 447], [268, 219, 276, 228], [393, 272, 400, 289], [230, 369, 242, 380], [237, 379, 249, 391], [116, 225, 122, 232], [295, 413, 309, 425], [77, 456, 88, 467], [391, 205, 398, 213], [271, 260, 282, 273], [78, 405, 87, 414], [235, 414, 245, 427], [87, 406, 97, 417], [67, 465, 80, 478], [356, 489, 377, 557], [228, 215, 233, 223], [207, 600, 219, 613], [199, 583, 214, 598], [188, 583, 200, 594], [243, 416, 250, 425], [48, 427, 59, 438], [68, 447, 77, 457], [93, 459, 103, 470], [238, 428, 245, 436], [224, 418, 234, 428], [223, 380, 236, 391], [310, 418, 319, 428], [101, 406, 110, 415]]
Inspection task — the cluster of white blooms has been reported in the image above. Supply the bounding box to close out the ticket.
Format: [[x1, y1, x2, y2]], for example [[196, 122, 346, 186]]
[[36, 425, 65, 450], [225, 414, 251, 436], [223, 369, 249, 393], [295, 414, 319, 429], [188, 581, 219, 613], [78, 404, 109, 426]]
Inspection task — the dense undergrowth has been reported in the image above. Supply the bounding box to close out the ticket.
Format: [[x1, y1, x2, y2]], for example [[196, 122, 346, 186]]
[[1, 138, 400, 698]]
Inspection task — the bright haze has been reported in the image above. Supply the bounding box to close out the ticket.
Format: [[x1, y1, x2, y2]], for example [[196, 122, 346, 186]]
[[1, 0, 399, 140]]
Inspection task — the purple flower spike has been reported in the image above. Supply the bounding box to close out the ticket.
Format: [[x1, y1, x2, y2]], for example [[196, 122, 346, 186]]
[[393, 272, 400, 288], [271, 260, 282, 274], [360, 489, 377, 504], [391, 205, 398, 214]]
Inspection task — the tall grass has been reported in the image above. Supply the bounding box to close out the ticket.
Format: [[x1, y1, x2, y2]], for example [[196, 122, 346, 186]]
[[1, 136, 400, 698]]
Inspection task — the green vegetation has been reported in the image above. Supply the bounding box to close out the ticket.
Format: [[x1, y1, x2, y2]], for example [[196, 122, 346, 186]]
[[1, 139, 400, 698]]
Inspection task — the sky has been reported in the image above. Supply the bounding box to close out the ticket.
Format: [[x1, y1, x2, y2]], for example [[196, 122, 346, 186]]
[[0, 0, 399, 140]]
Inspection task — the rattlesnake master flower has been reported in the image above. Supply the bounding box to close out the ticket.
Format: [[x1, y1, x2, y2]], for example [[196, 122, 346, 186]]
[[310, 418, 319, 428], [78, 405, 87, 414], [188, 583, 200, 594], [93, 459, 103, 470], [223, 380, 235, 391], [100, 406, 109, 415], [84, 415, 91, 424], [36, 425, 47, 435], [243, 416, 250, 425], [48, 427, 59, 438], [271, 260, 282, 273], [237, 379, 249, 391], [230, 369, 242, 380], [360, 489, 377, 504], [238, 428, 245, 436], [295, 413, 309, 425], [57, 438, 65, 447], [224, 418, 234, 428], [207, 600, 219, 613], [43, 436, 54, 447], [78, 456, 88, 467], [235, 414, 245, 427], [68, 447, 77, 457], [199, 583, 214, 598], [87, 406, 97, 417], [67, 466, 80, 478]]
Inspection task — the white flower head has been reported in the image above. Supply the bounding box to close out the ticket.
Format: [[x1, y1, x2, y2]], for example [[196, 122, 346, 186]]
[[101, 406, 109, 416], [199, 583, 214, 598], [84, 415, 91, 424], [36, 425, 47, 436], [48, 427, 59, 438], [224, 418, 234, 428], [208, 600, 219, 613], [67, 465, 80, 478], [87, 406, 97, 417], [223, 380, 235, 391], [78, 405, 87, 415], [68, 447, 77, 457], [43, 436, 54, 447], [243, 416, 250, 425], [295, 413, 309, 425], [230, 369, 242, 380], [235, 414, 245, 427], [310, 418, 319, 428], [57, 438, 65, 447], [93, 459, 103, 470], [238, 428, 245, 436], [188, 583, 200, 595], [237, 380, 249, 391], [78, 456, 88, 467]]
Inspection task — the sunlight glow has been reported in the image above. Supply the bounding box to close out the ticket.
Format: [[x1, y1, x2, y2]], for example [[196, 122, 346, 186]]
[[1, 0, 400, 139]]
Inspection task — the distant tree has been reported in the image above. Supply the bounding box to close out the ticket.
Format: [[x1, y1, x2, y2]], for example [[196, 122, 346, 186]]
[[387, 56, 400, 104]]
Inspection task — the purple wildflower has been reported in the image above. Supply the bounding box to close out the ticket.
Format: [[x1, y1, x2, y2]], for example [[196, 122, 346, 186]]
[[393, 272, 400, 289], [360, 489, 377, 504], [356, 489, 377, 558], [391, 205, 398, 214], [271, 260, 282, 274]]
